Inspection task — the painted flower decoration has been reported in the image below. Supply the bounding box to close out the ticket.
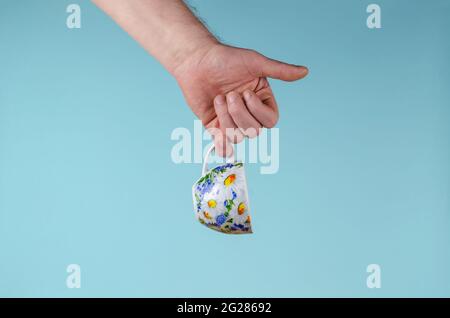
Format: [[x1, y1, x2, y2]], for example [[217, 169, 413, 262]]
[[199, 186, 225, 224], [216, 214, 227, 226], [222, 171, 245, 191]]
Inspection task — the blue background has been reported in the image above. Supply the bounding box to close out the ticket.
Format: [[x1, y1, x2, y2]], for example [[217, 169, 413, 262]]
[[0, 0, 449, 297]]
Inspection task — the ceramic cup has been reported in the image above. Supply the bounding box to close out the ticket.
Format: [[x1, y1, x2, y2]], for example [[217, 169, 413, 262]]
[[192, 145, 253, 234]]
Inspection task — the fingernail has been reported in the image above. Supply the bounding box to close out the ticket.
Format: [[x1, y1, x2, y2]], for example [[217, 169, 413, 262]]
[[227, 91, 239, 103], [243, 90, 251, 100], [215, 95, 225, 105]]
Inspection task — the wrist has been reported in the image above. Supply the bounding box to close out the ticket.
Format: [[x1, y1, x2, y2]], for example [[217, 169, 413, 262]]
[[169, 34, 220, 79]]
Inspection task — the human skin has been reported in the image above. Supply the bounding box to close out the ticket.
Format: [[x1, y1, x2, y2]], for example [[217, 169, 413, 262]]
[[92, 0, 308, 157]]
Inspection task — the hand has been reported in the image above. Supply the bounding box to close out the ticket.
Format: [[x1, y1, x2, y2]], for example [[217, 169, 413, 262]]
[[173, 43, 308, 157]]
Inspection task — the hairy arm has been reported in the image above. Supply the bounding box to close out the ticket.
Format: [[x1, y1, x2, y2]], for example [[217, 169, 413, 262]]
[[92, 0, 216, 75]]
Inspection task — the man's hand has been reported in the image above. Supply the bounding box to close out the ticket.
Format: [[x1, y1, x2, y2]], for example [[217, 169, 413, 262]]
[[92, 0, 308, 156], [173, 43, 308, 156]]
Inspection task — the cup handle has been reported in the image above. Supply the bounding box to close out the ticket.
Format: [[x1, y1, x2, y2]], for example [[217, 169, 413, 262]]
[[201, 144, 236, 176]]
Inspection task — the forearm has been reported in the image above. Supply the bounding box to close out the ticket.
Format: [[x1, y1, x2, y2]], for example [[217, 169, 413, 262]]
[[92, 0, 218, 75]]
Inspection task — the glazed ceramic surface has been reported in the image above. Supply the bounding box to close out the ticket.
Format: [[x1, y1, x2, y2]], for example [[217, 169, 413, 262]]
[[192, 147, 252, 234]]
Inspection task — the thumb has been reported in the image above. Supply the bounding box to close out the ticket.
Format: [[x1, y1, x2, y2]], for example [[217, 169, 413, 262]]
[[259, 55, 308, 82]]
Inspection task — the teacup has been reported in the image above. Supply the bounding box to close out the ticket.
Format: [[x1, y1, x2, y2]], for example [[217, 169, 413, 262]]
[[192, 145, 253, 234]]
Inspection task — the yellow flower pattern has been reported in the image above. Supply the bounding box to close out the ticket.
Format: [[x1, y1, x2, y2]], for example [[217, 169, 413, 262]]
[[207, 200, 216, 208]]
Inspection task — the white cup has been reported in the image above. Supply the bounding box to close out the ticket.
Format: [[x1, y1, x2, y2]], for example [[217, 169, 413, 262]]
[[192, 145, 253, 234]]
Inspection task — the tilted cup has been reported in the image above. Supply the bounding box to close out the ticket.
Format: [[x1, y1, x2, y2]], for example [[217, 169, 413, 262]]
[[192, 145, 253, 234]]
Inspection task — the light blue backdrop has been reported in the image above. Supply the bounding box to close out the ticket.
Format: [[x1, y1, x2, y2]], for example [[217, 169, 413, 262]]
[[0, 0, 449, 297]]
